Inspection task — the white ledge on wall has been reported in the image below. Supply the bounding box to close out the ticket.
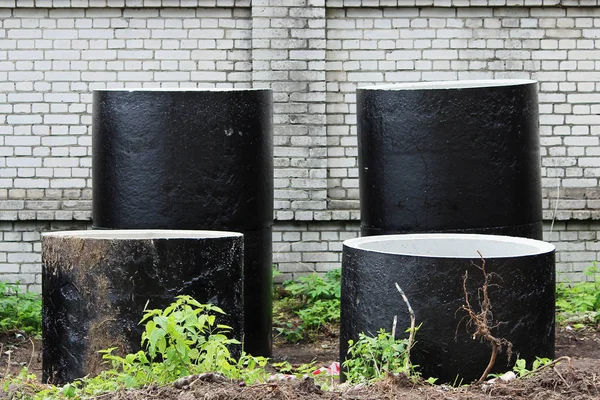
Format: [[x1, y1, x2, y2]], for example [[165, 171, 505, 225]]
[[325, 0, 599, 7], [4, 0, 599, 7], [3, 0, 251, 8]]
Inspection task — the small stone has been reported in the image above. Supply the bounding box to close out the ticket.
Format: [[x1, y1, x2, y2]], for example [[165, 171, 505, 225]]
[[499, 371, 516, 382]]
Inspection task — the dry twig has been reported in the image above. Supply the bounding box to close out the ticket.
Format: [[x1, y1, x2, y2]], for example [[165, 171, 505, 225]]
[[518, 356, 572, 380], [4, 349, 11, 379], [553, 366, 570, 388], [395, 282, 416, 371], [458, 251, 512, 383], [27, 337, 35, 371]]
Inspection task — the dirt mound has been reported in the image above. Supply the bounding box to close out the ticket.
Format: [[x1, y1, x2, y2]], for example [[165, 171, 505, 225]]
[[42, 363, 597, 400], [2, 326, 600, 399]]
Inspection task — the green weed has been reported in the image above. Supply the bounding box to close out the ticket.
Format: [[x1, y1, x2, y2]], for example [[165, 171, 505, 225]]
[[342, 329, 413, 384], [556, 265, 600, 324], [3, 295, 268, 399], [0, 281, 42, 336], [272, 360, 317, 375], [512, 357, 553, 377], [284, 269, 341, 303], [296, 299, 340, 330], [273, 269, 341, 343]]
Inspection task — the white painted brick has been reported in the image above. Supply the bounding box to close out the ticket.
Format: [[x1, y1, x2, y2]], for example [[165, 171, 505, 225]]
[[13, 179, 49, 189], [0, 2, 599, 285]]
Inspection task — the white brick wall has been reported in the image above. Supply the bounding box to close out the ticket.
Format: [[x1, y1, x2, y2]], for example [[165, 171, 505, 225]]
[[1, 1, 600, 289], [325, 0, 600, 6], [326, 5, 600, 222], [273, 221, 360, 282], [272, 220, 600, 284], [0, 220, 91, 293], [542, 221, 600, 282], [0, 6, 252, 220], [0, 1, 251, 7], [252, 0, 329, 222], [1, 219, 596, 292]]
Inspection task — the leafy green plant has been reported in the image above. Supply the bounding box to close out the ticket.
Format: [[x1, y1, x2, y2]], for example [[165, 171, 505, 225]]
[[272, 360, 317, 375], [512, 357, 553, 377], [103, 295, 268, 385], [273, 269, 341, 343], [274, 321, 305, 343], [0, 281, 42, 336], [284, 269, 341, 303], [3, 296, 268, 399], [141, 297, 237, 380], [272, 361, 294, 374], [296, 299, 340, 330], [556, 265, 600, 324], [342, 328, 413, 384], [425, 376, 438, 385]]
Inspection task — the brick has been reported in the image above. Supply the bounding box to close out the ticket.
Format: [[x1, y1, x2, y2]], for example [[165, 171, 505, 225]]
[[7, 252, 40, 263], [0, 2, 599, 285]]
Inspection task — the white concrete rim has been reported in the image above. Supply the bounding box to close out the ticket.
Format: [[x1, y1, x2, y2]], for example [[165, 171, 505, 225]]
[[94, 88, 271, 92], [344, 233, 555, 259], [359, 79, 537, 91], [43, 229, 243, 240]]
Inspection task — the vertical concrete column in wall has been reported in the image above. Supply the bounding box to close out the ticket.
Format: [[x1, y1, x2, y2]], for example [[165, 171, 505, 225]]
[[42, 230, 243, 384], [92, 89, 273, 356], [251, 0, 329, 221], [357, 80, 542, 239], [341, 233, 555, 383]]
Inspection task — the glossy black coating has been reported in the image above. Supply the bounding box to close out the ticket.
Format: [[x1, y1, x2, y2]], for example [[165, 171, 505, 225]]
[[340, 241, 555, 383], [92, 89, 274, 356], [241, 228, 273, 355], [42, 233, 243, 384], [357, 82, 542, 239]]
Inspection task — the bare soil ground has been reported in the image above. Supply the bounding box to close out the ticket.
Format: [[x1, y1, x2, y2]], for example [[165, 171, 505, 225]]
[[1, 324, 599, 399]]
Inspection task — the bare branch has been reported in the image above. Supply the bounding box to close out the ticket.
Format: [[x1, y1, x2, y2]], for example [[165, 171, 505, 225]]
[[395, 282, 416, 371], [457, 251, 513, 383]]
